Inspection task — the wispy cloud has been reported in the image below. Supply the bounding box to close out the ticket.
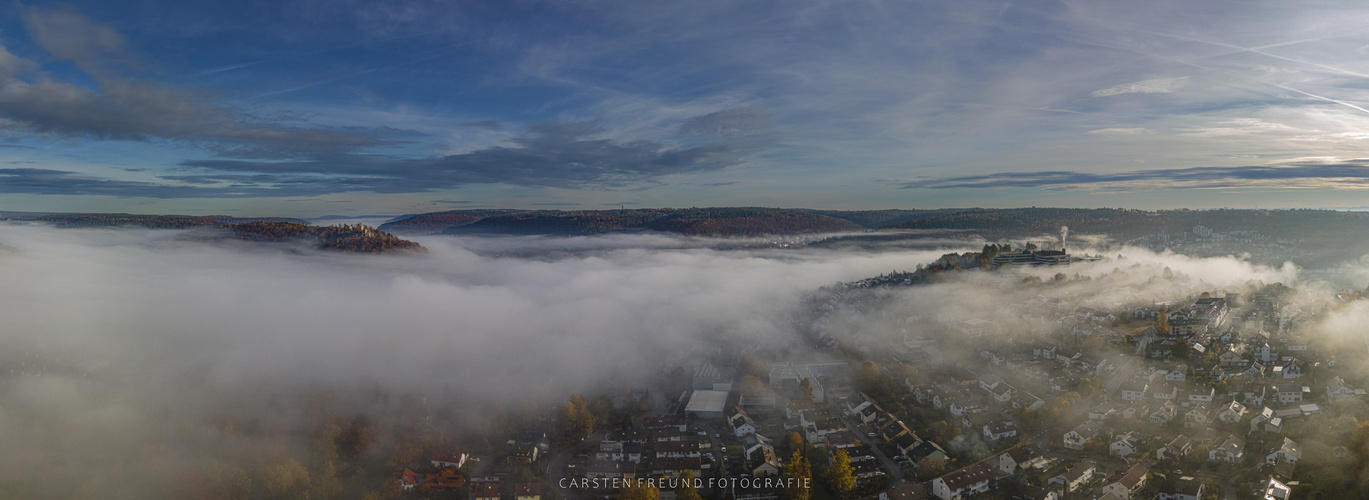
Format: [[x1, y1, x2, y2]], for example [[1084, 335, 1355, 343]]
[[893, 159, 1369, 191], [1091, 77, 1189, 97]]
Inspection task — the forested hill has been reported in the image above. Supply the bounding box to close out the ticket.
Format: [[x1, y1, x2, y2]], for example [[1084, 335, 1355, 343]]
[[886, 207, 1369, 240], [379, 207, 960, 236], [9, 214, 423, 253], [229, 222, 424, 253]]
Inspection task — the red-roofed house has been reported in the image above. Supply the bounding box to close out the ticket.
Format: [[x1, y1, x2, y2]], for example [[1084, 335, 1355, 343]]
[[471, 482, 500, 500], [516, 482, 543, 500], [432, 451, 469, 469], [1102, 464, 1149, 499], [398, 469, 419, 492]]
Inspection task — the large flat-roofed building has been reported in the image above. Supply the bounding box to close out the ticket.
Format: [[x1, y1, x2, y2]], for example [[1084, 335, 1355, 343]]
[[991, 248, 1072, 267], [685, 390, 728, 418]]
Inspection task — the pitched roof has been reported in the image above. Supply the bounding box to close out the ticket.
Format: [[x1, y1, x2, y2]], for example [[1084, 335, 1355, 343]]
[[939, 463, 995, 490], [1116, 464, 1149, 489]]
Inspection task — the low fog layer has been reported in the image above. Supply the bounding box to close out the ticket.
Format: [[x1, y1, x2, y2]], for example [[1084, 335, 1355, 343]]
[[0, 224, 970, 498], [1, 223, 1364, 498]]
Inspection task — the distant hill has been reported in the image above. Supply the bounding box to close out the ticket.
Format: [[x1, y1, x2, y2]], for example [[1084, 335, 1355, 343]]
[[229, 222, 424, 253], [377, 207, 976, 236], [413, 207, 865, 236], [14, 214, 422, 253]]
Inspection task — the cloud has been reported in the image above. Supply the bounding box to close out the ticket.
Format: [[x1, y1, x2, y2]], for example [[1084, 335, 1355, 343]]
[[172, 121, 767, 192], [1091, 77, 1189, 97], [1088, 127, 1153, 135], [0, 7, 401, 158], [893, 159, 1369, 191], [678, 106, 771, 136]]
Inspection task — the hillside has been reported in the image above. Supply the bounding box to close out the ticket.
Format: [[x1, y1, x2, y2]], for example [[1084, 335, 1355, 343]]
[[432, 207, 864, 236], [228, 222, 425, 253]]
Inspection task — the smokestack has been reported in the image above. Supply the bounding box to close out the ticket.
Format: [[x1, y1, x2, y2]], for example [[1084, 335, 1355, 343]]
[[1060, 225, 1068, 249]]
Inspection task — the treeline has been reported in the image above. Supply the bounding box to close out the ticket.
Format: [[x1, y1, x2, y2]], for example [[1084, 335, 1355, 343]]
[[231, 222, 425, 253], [386, 207, 874, 236]]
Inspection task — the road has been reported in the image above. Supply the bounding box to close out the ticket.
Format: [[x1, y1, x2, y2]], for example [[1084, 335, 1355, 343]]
[[1103, 354, 1142, 400], [548, 438, 591, 500], [841, 415, 906, 485]]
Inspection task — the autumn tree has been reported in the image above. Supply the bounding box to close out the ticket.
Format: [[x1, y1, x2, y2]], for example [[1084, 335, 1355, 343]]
[[784, 450, 812, 500], [741, 375, 767, 396], [1155, 308, 1170, 336], [919, 456, 948, 477], [786, 432, 805, 456], [620, 480, 660, 500], [337, 415, 375, 460], [560, 394, 596, 436], [825, 450, 856, 495], [798, 378, 814, 400], [678, 471, 702, 500], [261, 458, 310, 499]]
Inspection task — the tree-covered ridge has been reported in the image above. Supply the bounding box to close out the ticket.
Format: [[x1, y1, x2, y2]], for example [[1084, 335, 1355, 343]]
[[384, 207, 967, 235], [642, 208, 862, 236], [444, 209, 674, 235], [230, 222, 425, 253], [378, 209, 524, 234]]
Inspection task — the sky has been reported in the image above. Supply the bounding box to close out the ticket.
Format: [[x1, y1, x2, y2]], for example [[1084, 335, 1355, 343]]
[[7, 1, 1369, 215]]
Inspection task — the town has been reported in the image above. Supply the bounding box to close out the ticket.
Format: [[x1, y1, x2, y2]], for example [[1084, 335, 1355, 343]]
[[375, 243, 1367, 500]]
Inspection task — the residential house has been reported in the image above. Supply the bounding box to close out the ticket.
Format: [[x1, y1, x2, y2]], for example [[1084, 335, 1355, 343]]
[[1049, 460, 1097, 493], [1148, 400, 1178, 424], [1157, 477, 1206, 500], [1101, 464, 1149, 500], [1272, 359, 1303, 379], [398, 469, 419, 492], [1156, 435, 1193, 461], [643, 415, 687, 432], [1327, 376, 1359, 400], [1216, 400, 1247, 423], [431, 451, 469, 469], [729, 409, 758, 437], [471, 483, 501, 500], [651, 458, 701, 479], [1274, 384, 1308, 405], [656, 440, 701, 459], [1151, 382, 1178, 401], [1186, 386, 1215, 406], [425, 470, 465, 491], [786, 398, 817, 419], [983, 421, 1018, 441], [1218, 345, 1248, 367], [931, 463, 996, 500], [1063, 421, 1099, 451], [1266, 438, 1302, 465], [1110, 432, 1140, 458], [1250, 407, 1276, 433], [1262, 477, 1292, 500], [515, 483, 543, 500], [1184, 405, 1212, 428], [1209, 435, 1245, 463], [1119, 379, 1148, 401]]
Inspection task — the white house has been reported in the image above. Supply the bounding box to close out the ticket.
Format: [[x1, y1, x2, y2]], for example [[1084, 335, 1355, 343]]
[[1265, 437, 1302, 465], [1102, 464, 1149, 500], [1110, 432, 1139, 458], [1216, 400, 1247, 423], [1064, 421, 1100, 451], [1209, 435, 1245, 463], [931, 463, 996, 500]]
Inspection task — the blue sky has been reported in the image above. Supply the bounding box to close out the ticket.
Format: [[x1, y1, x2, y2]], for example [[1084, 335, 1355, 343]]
[[6, 1, 1369, 215]]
